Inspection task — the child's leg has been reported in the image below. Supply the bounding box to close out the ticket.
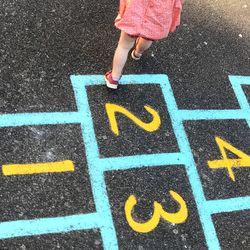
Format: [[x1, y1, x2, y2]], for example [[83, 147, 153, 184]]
[[134, 37, 153, 57], [112, 31, 136, 79]]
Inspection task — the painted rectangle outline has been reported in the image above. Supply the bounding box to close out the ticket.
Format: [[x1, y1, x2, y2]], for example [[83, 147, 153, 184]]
[[70, 74, 219, 249]]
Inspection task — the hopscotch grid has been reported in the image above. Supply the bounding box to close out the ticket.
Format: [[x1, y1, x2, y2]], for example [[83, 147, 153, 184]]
[[73, 74, 250, 250], [72, 74, 220, 250], [0, 74, 248, 249], [0, 75, 183, 245]]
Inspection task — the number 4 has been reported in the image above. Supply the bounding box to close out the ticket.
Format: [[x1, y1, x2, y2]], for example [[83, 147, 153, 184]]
[[207, 136, 250, 181]]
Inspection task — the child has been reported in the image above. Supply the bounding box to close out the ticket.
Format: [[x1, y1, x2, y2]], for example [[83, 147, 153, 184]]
[[105, 0, 184, 89]]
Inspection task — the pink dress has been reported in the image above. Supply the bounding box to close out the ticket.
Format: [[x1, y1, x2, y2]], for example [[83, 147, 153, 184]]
[[115, 0, 182, 40]]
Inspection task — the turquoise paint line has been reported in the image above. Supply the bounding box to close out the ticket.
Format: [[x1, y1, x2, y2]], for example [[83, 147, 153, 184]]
[[95, 172, 119, 250], [178, 109, 248, 121], [121, 74, 168, 85], [70, 75, 100, 161], [0, 213, 101, 239], [229, 75, 250, 110], [229, 75, 250, 127], [71, 75, 118, 249], [0, 112, 81, 127], [71, 74, 168, 86], [85, 164, 118, 250], [160, 75, 221, 250], [95, 152, 186, 172], [206, 196, 250, 214]]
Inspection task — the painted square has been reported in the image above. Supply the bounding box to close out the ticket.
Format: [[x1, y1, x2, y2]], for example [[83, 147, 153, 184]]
[[105, 166, 207, 249], [86, 84, 179, 158], [184, 119, 250, 200], [0, 124, 95, 222], [212, 210, 250, 250]]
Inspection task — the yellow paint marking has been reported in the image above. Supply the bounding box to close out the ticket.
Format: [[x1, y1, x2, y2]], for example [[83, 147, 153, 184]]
[[2, 160, 74, 176], [125, 190, 188, 233], [207, 137, 250, 181], [105, 103, 161, 136]]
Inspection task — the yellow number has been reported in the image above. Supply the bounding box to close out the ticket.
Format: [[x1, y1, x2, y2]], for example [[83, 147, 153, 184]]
[[105, 103, 161, 136], [207, 136, 250, 181], [125, 190, 188, 233]]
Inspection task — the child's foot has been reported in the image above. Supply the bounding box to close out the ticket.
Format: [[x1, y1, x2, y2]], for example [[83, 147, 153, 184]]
[[104, 71, 119, 89], [131, 49, 142, 60]]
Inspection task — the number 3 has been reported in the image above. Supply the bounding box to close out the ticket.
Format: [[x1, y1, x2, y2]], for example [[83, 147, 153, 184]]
[[125, 190, 188, 233]]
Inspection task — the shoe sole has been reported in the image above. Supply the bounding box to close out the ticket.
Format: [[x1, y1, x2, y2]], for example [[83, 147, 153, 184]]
[[105, 77, 118, 89]]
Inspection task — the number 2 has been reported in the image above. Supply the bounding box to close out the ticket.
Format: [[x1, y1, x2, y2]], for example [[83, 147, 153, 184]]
[[105, 103, 161, 136]]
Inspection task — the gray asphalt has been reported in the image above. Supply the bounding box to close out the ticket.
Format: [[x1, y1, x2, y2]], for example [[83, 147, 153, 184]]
[[0, 0, 250, 249]]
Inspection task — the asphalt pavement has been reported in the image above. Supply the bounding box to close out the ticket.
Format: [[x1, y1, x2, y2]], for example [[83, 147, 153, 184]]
[[0, 0, 250, 249]]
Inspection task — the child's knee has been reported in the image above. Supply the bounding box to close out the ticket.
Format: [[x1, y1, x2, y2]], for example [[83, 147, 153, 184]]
[[118, 40, 134, 50], [119, 32, 135, 50]]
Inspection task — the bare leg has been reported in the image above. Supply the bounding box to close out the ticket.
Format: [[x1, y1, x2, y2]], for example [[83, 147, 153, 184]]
[[112, 32, 136, 79], [134, 37, 153, 57]]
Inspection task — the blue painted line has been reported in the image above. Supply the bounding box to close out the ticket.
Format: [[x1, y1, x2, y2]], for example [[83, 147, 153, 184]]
[[120, 74, 168, 85], [229, 75, 250, 109], [229, 75, 250, 127], [71, 75, 118, 249], [0, 112, 81, 127], [178, 109, 248, 121], [206, 196, 250, 214], [94, 172, 119, 250], [95, 153, 185, 172], [0, 213, 101, 239], [71, 74, 168, 86], [159, 75, 221, 250], [70, 75, 100, 161]]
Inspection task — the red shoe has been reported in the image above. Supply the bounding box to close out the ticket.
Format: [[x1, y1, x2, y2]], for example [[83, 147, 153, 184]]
[[105, 71, 119, 89]]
